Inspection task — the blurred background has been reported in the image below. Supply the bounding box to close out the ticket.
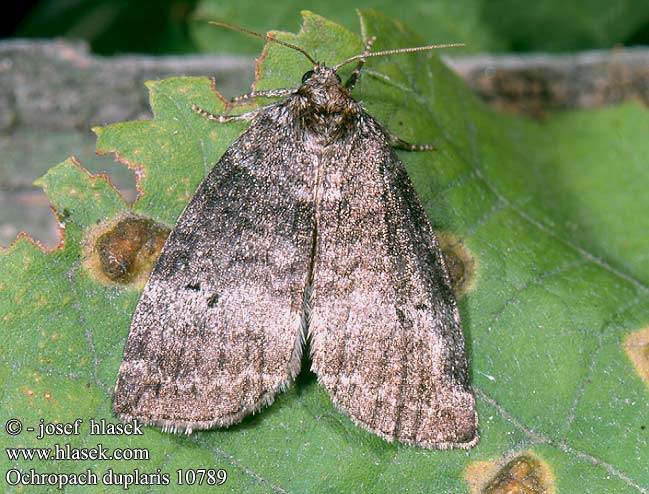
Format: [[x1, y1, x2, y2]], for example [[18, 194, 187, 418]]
[[4, 0, 649, 55], [2, 0, 649, 249]]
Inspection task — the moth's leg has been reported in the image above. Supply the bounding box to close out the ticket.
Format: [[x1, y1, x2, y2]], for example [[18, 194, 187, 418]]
[[345, 36, 377, 90], [386, 130, 436, 152], [191, 104, 261, 123], [193, 87, 297, 122], [229, 88, 297, 105]]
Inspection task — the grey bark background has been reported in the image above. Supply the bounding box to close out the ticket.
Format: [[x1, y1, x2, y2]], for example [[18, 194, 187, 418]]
[[2, 39, 649, 248]]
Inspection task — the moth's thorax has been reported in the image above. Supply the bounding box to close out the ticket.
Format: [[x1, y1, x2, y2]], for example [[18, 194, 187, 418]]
[[294, 66, 360, 139]]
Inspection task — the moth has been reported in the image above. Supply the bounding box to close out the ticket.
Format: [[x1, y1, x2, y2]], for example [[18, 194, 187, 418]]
[[113, 23, 478, 449]]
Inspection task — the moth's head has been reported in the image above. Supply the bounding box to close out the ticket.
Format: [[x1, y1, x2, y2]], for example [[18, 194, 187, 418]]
[[208, 22, 465, 112], [297, 65, 350, 113]]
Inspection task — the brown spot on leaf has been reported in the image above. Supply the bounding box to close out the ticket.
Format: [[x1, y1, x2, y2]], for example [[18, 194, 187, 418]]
[[437, 232, 477, 298], [624, 327, 649, 385], [82, 213, 170, 288], [465, 452, 555, 494]]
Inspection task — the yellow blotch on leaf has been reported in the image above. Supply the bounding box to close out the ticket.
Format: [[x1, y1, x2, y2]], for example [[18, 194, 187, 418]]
[[437, 232, 478, 299], [82, 212, 170, 288], [465, 451, 555, 494], [624, 327, 649, 385]]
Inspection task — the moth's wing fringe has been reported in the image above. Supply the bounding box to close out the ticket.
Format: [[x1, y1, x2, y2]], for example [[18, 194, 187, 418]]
[[318, 382, 479, 449], [114, 321, 306, 434], [114, 374, 295, 435], [308, 117, 478, 449], [113, 104, 314, 432]]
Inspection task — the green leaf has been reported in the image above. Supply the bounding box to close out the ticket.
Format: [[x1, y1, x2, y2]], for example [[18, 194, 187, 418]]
[[191, 0, 502, 55], [16, 0, 649, 55], [2, 10, 648, 494], [190, 0, 649, 54]]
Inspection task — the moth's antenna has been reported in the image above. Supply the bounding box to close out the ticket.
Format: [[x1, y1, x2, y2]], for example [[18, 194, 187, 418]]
[[332, 43, 465, 71], [209, 22, 318, 65]]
